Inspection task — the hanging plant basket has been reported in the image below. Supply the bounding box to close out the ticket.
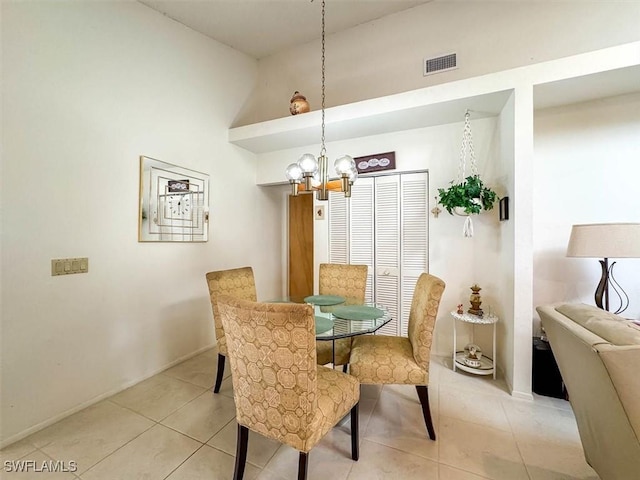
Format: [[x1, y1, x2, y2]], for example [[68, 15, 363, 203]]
[[437, 111, 498, 236], [438, 175, 497, 216]]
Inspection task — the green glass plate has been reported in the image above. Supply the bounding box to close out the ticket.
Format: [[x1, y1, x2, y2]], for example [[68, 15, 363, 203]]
[[332, 305, 385, 320], [315, 315, 334, 334], [304, 294, 345, 306]]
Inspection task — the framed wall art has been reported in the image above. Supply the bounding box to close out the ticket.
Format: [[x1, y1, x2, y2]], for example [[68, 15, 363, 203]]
[[138, 156, 209, 242], [354, 151, 396, 174]]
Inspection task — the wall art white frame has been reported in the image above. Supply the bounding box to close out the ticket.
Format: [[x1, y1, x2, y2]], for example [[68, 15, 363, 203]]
[[138, 156, 209, 242]]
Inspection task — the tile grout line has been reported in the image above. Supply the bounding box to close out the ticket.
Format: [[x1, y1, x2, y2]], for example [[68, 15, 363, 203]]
[[437, 459, 494, 479], [161, 443, 208, 480], [74, 419, 158, 477], [158, 370, 216, 391], [437, 412, 513, 435], [159, 410, 236, 447], [363, 387, 437, 466], [105, 398, 161, 424], [109, 382, 210, 426], [498, 397, 534, 480], [363, 384, 383, 431], [30, 447, 81, 478], [155, 387, 218, 424], [357, 437, 438, 465]]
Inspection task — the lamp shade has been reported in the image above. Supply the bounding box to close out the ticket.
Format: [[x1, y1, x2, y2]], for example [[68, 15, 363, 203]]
[[566, 223, 640, 258]]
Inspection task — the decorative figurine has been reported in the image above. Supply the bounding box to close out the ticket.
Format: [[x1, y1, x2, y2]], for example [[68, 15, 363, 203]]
[[456, 304, 464, 315], [431, 196, 442, 218], [466, 344, 482, 360], [468, 284, 484, 317], [289, 91, 310, 115], [464, 343, 482, 368]]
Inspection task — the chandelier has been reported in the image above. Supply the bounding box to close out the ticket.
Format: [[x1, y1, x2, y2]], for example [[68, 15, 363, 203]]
[[284, 0, 357, 201]]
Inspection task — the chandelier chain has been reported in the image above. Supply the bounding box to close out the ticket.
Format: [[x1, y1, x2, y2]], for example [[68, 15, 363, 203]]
[[320, 0, 326, 157]]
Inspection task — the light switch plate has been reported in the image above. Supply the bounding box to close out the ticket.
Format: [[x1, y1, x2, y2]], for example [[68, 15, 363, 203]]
[[51, 258, 89, 276]]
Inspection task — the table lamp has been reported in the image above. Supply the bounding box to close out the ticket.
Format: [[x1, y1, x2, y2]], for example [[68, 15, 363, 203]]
[[566, 223, 640, 314]]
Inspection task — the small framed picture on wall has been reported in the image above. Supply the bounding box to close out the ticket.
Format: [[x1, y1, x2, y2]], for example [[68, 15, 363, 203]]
[[354, 151, 396, 174]]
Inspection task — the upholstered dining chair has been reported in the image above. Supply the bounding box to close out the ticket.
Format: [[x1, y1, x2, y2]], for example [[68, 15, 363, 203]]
[[205, 267, 257, 393], [316, 263, 368, 369], [217, 296, 360, 480], [348, 272, 445, 440]]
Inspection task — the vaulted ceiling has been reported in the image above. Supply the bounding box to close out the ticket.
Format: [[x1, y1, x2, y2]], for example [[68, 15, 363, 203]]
[[139, 0, 432, 59]]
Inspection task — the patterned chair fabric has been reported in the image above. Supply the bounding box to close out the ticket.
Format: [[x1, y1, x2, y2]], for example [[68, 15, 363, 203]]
[[318, 263, 368, 305], [316, 338, 352, 369], [217, 295, 360, 453], [349, 273, 445, 439], [316, 263, 368, 366], [205, 267, 257, 393]]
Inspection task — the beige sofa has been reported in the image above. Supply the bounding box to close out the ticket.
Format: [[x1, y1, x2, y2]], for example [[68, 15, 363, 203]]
[[537, 303, 640, 480]]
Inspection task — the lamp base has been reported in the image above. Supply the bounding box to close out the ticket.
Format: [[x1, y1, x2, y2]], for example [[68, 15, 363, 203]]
[[594, 258, 629, 315], [594, 259, 609, 311]]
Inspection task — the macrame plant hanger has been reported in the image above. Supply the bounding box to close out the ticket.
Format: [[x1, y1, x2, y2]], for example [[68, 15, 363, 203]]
[[457, 110, 478, 237]]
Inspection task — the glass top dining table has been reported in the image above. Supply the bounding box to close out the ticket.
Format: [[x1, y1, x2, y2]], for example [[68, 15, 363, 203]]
[[268, 296, 392, 368], [269, 296, 392, 340]]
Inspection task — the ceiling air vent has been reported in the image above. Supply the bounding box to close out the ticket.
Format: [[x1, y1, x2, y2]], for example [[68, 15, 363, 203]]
[[423, 53, 457, 76]]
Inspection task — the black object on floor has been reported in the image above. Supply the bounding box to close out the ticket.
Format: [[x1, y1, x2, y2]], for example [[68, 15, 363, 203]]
[[532, 337, 568, 400]]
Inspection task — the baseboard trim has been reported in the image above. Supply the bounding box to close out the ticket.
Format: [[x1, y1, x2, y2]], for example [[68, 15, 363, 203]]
[[1, 343, 216, 449], [510, 390, 534, 401]]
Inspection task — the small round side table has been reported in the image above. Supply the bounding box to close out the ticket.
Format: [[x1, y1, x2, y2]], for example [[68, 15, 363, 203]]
[[451, 310, 498, 379]]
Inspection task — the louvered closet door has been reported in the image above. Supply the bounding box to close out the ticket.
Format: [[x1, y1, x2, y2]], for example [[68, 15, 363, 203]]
[[374, 175, 401, 336], [349, 178, 375, 302], [328, 191, 348, 264], [400, 172, 429, 336]]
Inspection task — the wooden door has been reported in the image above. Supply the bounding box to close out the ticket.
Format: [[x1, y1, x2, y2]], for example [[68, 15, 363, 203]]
[[288, 194, 314, 298]]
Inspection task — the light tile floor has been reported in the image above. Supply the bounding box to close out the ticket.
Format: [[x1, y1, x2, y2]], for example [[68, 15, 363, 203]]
[[1, 348, 599, 480]]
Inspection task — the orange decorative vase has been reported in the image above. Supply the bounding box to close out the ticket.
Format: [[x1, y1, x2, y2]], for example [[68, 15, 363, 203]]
[[289, 91, 310, 115]]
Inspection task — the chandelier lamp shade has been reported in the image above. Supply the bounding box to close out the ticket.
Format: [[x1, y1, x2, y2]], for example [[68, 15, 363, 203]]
[[284, 0, 357, 201], [566, 222, 640, 314]]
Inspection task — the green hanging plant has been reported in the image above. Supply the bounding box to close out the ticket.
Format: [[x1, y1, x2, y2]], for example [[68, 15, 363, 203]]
[[437, 174, 498, 215], [438, 111, 498, 220]]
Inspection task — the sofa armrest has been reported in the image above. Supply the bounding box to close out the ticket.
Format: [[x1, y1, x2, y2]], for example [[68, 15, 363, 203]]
[[598, 344, 640, 441], [537, 304, 640, 479]]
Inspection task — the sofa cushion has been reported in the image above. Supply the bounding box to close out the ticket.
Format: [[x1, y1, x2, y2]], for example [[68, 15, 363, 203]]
[[556, 304, 640, 346]]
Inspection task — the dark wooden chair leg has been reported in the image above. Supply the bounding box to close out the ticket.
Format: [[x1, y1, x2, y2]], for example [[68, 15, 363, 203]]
[[297, 452, 308, 480], [342, 364, 348, 373], [350, 402, 359, 461], [213, 353, 225, 393], [233, 424, 249, 480], [416, 385, 436, 440]]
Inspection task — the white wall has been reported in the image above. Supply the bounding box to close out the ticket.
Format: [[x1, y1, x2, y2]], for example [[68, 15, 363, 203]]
[[495, 92, 518, 395], [0, 1, 283, 446], [533, 93, 640, 325], [260, 117, 509, 360], [236, 0, 640, 125], [246, 42, 640, 399]]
